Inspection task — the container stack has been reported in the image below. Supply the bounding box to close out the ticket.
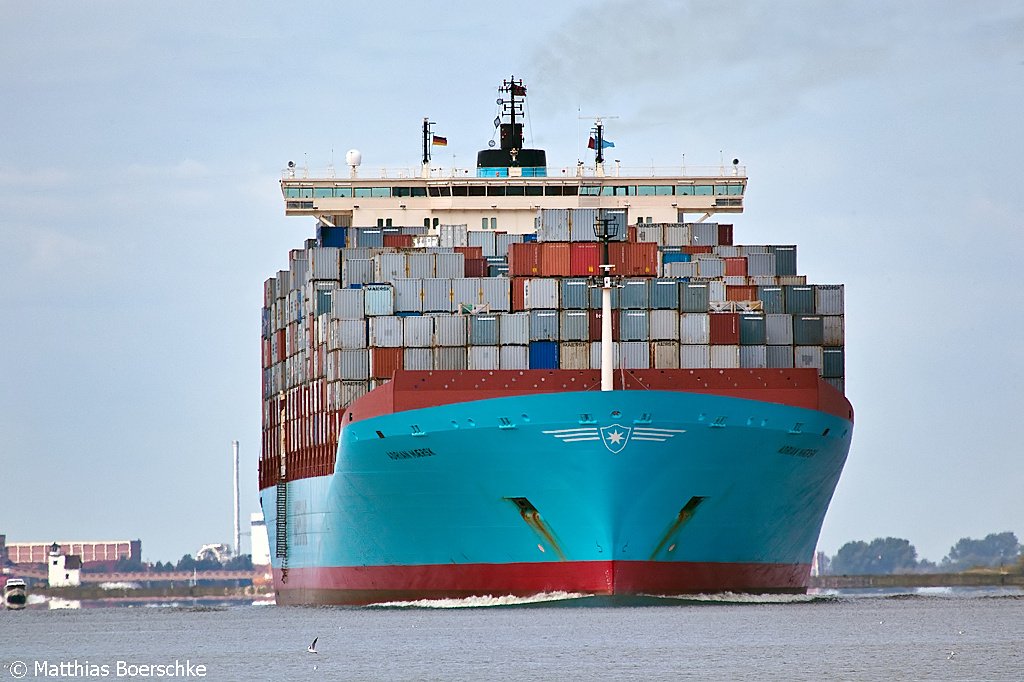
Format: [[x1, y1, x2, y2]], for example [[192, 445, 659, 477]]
[[260, 214, 845, 487]]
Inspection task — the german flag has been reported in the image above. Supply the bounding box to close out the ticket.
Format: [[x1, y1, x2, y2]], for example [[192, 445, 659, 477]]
[[432, 135, 448, 146]]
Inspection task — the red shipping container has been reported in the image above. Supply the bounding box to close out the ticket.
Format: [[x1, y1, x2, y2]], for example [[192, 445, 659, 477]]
[[383, 234, 414, 248], [610, 242, 658, 276], [540, 242, 571, 276], [570, 242, 602, 276], [726, 285, 758, 302], [508, 242, 542, 276], [464, 258, 488, 277], [709, 313, 740, 344], [682, 245, 714, 254], [589, 309, 620, 341], [628, 226, 637, 242], [370, 347, 404, 379], [718, 224, 734, 246], [455, 246, 484, 259], [724, 257, 748, 276], [511, 277, 528, 311]]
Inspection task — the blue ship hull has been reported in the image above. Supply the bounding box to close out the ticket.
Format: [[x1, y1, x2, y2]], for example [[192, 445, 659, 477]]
[[261, 388, 852, 604]]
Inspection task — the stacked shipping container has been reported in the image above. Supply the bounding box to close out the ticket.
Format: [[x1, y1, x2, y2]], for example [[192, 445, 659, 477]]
[[260, 216, 846, 488]]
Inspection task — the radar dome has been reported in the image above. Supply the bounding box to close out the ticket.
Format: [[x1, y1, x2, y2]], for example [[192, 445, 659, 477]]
[[345, 149, 362, 166]]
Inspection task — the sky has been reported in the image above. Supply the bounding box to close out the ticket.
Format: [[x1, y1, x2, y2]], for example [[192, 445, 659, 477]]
[[2, 1, 1022, 565]]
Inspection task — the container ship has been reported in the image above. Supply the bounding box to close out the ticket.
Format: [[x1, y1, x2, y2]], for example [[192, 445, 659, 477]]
[[259, 77, 853, 605]]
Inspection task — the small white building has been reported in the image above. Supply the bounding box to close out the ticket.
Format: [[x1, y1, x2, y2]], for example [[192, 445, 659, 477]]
[[250, 513, 270, 566], [47, 542, 82, 587]]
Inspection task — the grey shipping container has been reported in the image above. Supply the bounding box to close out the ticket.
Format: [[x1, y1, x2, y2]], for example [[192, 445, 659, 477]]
[[765, 314, 794, 345], [663, 261, 698, 278], [309, 247, 341, 280], [469, 314, 500, 345], [620, 279, 650, 309], [739, 314, 767, 345], [560, 310, 590, 341], [690, 222, 719, 246], [793, 315, 825, 345], [739, 345, 767, 368], [784, 286, 815, 314], [529, 309, 559, 341], [663, 224, 691, 247], [589, 284, 620, 309], [681, 283, 710, 312], [560, 278, 590, 310], [499, 312, 530, 345], [469, 231, 497, 257], [823, 347, 845, 378], [435, 252, 466, 278], [453, 277, 483, 310], [375, 253, 407, 281], [770, 245, 797, 275], [746, 253, 776, 277], [331, 288, 365, 319], [334, 319, 366, 350], [649, 279, 680, 309], [766, 345, 794, 368], [620, 310, 650, 341], [696, 256, 725, 278], [758, 286, 785, 314], [342, 259, 375, 287], [338, 349, 369, 380]]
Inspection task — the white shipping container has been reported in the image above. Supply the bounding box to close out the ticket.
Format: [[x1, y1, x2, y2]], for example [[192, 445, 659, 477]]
[[439, 224, 469, 248], [663, 261, 698, 278], [375, 253, 408, 281], [480, 278, 511, 311], [680, 313, 710, 345], [794, 345, 824, 371], [435, 252, 466, 278], [403, 348, 433, 370], [710, 345, 740, 368], [636, 225, 664, 244], [707, 280, 726, 302], [559, 310, 590, 341], [559, 342, 590, 370], [433, 315, 467, 346], [432, 346, 468, 370], [330, 288, 365, 319], [422, 278, 454, 312], [363, 283, 395, 316], [499, 344, 529, 369], [413, 235, 440, 248], [369, 316, 403, 347], [308, 247, 341, 280], [823, 315, 845, 347], [525, 278, 560, 309], [663, 224, 691, 246], [652, 341, 680, 368], [403, 315, 433, 347], [392, 278, 424, 313], [341, 380, 368, 407], [452, 277, 483, 310], [815, 284, 845, 315], [342, 259, 375, 288], [338, 349, 369, 380], [649, 309, 680, 340], [499, 312, 530, 345], [468, 346, 500, 370], [590, 341, 620, 370], [620, 341, 650, 369], [407, 253, 436, 279], [334, 319, 366, 350]]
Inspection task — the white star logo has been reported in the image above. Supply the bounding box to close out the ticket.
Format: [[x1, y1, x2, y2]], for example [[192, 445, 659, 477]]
[[607, 430, 625, 444], [600, 424, 632, 453]]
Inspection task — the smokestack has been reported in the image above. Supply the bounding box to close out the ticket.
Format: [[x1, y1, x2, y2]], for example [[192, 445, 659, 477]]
[[232, 440, 240, 557]]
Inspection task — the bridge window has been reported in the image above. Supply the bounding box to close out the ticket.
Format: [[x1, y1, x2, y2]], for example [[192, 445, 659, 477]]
[[334, 187, 352, 197], [428, 186, 451, 197], [580, 186, 600, 196], [525, 185, 543, 196]]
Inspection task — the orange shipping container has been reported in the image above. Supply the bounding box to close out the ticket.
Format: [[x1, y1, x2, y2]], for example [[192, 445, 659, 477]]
[[570, 242, 602, 276], [540, 242, 571, 276], [508, 242, 542, 276], [609, 242, 658, 276], [709, 313, 740, 344], [370, 347, 404, 379], [726, 285, 758, 302], [724, 257, 747, 276]]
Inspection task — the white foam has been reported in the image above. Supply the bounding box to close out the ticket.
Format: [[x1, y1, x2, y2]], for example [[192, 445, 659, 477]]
[[367, 591, 588, 609], [641, 591, 829, 604]]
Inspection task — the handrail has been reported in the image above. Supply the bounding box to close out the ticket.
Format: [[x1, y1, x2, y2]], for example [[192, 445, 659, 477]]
[[281, 165, 747, 181]]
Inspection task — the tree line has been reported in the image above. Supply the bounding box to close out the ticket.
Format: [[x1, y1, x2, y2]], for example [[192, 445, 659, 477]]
[[84, 554, 254, 573], [823, 532, 1021, 575]]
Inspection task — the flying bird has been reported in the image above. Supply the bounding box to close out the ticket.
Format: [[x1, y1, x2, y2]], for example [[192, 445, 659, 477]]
[[307, 637, 319, 654], [947, 650, 957, 660]]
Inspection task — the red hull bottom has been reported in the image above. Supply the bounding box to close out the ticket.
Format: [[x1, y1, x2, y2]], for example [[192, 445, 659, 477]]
[[273, 561, 811, 606]]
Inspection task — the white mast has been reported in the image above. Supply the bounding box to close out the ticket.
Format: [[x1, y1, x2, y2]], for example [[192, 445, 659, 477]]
[[232, 440, 240, 556]]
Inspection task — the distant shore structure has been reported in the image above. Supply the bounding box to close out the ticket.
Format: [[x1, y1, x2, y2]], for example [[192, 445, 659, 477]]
[[4, 539, 141, 571]]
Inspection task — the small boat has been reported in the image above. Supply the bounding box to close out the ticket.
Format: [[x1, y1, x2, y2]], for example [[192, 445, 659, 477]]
[[3, 578, 27, 610]]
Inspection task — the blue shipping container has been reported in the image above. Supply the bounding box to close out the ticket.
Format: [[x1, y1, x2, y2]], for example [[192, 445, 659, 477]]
[[529, 341, 559, 369]]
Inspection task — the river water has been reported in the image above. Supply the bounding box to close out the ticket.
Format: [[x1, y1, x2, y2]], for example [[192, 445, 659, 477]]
[[2, 590, 1020, 681]]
